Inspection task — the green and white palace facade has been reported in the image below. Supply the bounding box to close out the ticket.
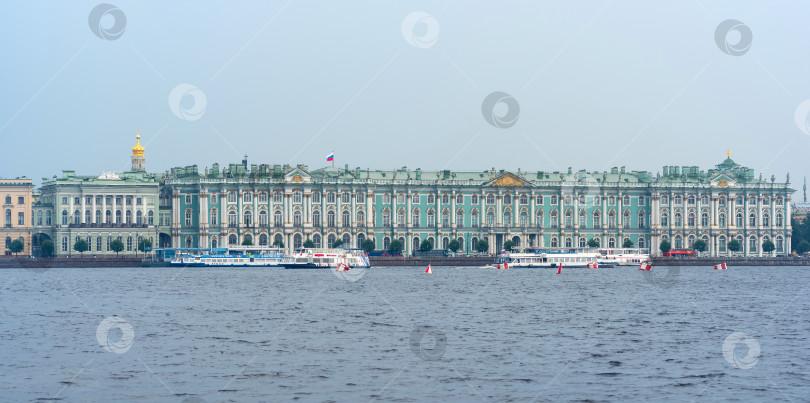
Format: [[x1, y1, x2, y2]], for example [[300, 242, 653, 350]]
[[161, 156, 794, 257]]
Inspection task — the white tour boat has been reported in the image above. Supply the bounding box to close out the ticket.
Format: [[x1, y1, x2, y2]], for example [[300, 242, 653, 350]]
[[496, 247, 607, 268], [281, 248, 371, 269], [170, 247, 285, 267], [597, 248, 650, 266]]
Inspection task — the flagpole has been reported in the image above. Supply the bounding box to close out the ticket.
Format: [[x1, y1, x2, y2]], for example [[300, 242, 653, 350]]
[[332, 150, 334, 168]]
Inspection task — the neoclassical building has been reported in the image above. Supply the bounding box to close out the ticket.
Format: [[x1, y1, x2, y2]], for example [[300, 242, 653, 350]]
[[32, 135, 160, 256], [1, 177, 34, 256], [160, 154, 794, 257]]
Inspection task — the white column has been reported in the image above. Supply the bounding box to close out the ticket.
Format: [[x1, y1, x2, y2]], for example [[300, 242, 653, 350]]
[[101, 196, 107, 224], [91, 195, 97, 224], [81, 195, 86, 224], [112, 196, 117, 224]]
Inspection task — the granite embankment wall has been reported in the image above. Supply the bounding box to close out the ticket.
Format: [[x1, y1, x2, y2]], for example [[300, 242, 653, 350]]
[[650, 257, 810, 266], [0, 257, 143, 268]]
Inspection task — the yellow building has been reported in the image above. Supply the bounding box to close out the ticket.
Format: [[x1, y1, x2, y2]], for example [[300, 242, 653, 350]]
[[1, 177, 34, 256]]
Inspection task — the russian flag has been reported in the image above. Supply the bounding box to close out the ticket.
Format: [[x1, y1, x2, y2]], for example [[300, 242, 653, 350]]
[[326, 152, 334, 162]]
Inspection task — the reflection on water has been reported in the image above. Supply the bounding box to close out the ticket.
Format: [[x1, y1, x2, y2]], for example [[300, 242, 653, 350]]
[[0, 266, 808, 402]]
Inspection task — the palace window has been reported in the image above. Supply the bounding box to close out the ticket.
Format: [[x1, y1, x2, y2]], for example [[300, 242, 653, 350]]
[[593, 211, 600, 228], [396, 193, 405, 204], [457, 194, 464, 204], [564, 195, 571, 205], [457, 210, 465, 228], [471, 211, 479, 228], [227, 191, 237, 203], [579, 237, 586, 248], [673, 212, 682, 227], [271, 210, 280, 227], [471, 194, 479, 204], [638, 237, 646, 249], [623, 195, 630, 205], [343, 210, 352, 227], [312, 192, 321, 203], [18, 212, 24, 225], [565, 237, 572, 248], [661, 195, 669, 205], [485, 210, 494, 226], [428, 211, 436, 227], [183, 194, 191, 205], [749, 236, 757, 252], [136, 211, 143, 225], [243, 210, 253, 226], [776, 236, 784, 252], [579, 211, 586, 228], [536, 194, 543, 205], [442, 194, 450, 204], [608, 196, 615, 206], [701, 195, 709, 205], [412, 209, 420, 227], [536, 211, 543, 227], [550, 195, 558, 205], [312, 210, 321, 227], [608, 238, 616, 248], [210, 209, 218, 226], [687, 195, 695, 205], [274, 192, 284, 203], [735, 195, 744, 205], [36, 211, 42, 226], [313, 233, 322, 248], [357, 191, 365, 200], [578, 195, 585, 205], [185, 209, 192, 227], [295, 211, 303, 227], [357, 210, 365, 225], [486, 194, 495, 204], [639, 196, 646, 206], [550, 237, 558, 248], [762, 196, 770, 204], [661, 212, 669, 227], [382, 193, 390, 204], [593, 195, 600, 206], [687, 212, 695, 227], [382, 210, 390, 226], [520, 211, 528, 227], [564, 211, 573, 228], [736, 212, 743, 227], [638, 211, 646, 229], [776, 213, 784, 227], [719, 212, 726, 227], [719, 236, 727, 252], [441, 211, 450, 227], [674, 195, 682, 205], [701, 212, 709, 227], [550, 211, 558, 228], [749, 196, 756, 205], [622, 211, 630, 227], [776, 196, 783, 205], [127, 236, 133, 251], [46, 211, 51, 226], [293, 191, 302, 204], [343, 192, 351, 204], [412, 193, 420, 204], [427, 193, 435, 204], [673, 235, 682, 249], [328, 210, 336, 227], [762, 213, 770, 226], [504, 211, 512, 226], [749, 213, 756, 226], [62, 236, 68, 251], [608, 211, 616, 228], [504, 194, 512, 205], [257, 192, 266, 203]]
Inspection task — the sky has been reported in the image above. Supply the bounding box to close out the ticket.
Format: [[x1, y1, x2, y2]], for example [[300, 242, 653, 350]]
[[1, 1, 809, 194]]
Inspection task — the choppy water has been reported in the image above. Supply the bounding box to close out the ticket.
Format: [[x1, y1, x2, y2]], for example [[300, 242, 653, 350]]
[[0, 265, 808, 402]]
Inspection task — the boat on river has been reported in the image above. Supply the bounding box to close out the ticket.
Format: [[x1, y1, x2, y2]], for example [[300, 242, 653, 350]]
[[281, 248, 371, 269], [495, 247, 609, 268], [598, 248, 650, 266], [169, 247, 285, 267]]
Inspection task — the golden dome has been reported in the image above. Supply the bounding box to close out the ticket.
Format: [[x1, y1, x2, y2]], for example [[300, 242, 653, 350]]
[[132, 132, 144, 157]]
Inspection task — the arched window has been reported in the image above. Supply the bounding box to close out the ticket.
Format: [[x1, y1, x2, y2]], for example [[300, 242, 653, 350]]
[[312, 210, 321, 227], [719, 212, 726, 227], [312, 192, 321, 203], [519, 194, 528, 205], [456, 193, 464, 204], [550, 211, 558, 228], [519, 211, 528, 227], [608, 211, 616, 228], [229, 234, 237, 245], [342, 210, 350, 227], [427, 193, 435, 204], [274, 233, 283, 247], [243, 210, 253, 226], [313, 233, 322, 248], [294, 210, 302, 227], [608, 237, 616, 248], [622, 210, 630, 227], [328, 192, 337, 203], [564, 210, 572, 228], [243, 234, 253, 245], [383, 236, 390, 251], [442, 194, 450, 204], [673, 235, 682, 249], [776, 236, 784, 252], [293, 191, 302, 204], [471, 194, 479, 204], [211, 237, 218, 249], [661, 212, 668, 226], [550, 194, 558, 205], [749, 213, 757, 227], [536, 194, 544, 205], [259, 233, 268, 246], [550, 237, 558, 247], [749, 236, 757, 252], [637, 211, 646, 228], [579, 237, 586, 247], [257, 210, 266, 226], [719, 235, 727, 252], [328, 210, 337, 227], [536, 211, 544, 227], [503, 211, 511, 226], [688, 234, 696, 248], [36, 210, 42, 226], [762, 213, 770, 226], [486, 194, 494, 204], [412, 193, 420, 203], [673, 212, 682, 227], [274, 210, 283, 227], [412, 209, 420, 228], [343, 233, 351, 247], [46, 210, 52, 226], [356, 210, 365, 225], [382, 210, 390, 226], [776, 213, 783, 227], [183, 210, 190, 227], [428, 211, 437, 227], [294, 233, 303, 250], [736, 212, 744, 227], [565, 237, 572, 247], [503, 194, 512, 205], [396, 193, 405, 204], [442, 237, 449, 250], [638, 236, 646, 249], [687, 212, 695, 227], [396, 209, 405, 226], [701, 212, 708, 227], [593, 211, 601, 228], [357, 233, 366, 247], [457, 210, 465, 228], [128, 236, 134, 251]]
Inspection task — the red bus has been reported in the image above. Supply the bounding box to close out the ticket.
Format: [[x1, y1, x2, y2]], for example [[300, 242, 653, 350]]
[[664, 249, 696, 257]]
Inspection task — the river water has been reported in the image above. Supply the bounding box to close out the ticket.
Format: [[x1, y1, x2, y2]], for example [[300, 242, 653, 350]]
[[0, 265, 808, 402]]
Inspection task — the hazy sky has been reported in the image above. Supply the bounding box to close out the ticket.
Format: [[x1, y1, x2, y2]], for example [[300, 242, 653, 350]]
[[2, 1, 809, 191]]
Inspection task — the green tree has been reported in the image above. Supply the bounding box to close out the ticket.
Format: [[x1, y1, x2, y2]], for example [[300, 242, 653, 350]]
[[138, 238, 153, 255], [110, 239, 125, 256], [303, 239, 315, 248], [361, 238, 375, 254], [73, 238, 89, 256], [388, 239, 403, 255], [727, 239, 741, 253], [332, 239, 343, 248], [40, 240, 54, 258], [475, 239, 489, 253], [242, 238, 253, 246], [587, 238, 600, 248], [795, 239, 810, 255], [273, 239, 284, 248], [447, 239, 460, 253], [502, 240, 514, 252], [659, 239, 671, 254], [693, 239, 707, 253], [419, 239, 433, 252], [622, 238, 634, 248], [762, 240, 775, 254], [9, 239, 24, 256]]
